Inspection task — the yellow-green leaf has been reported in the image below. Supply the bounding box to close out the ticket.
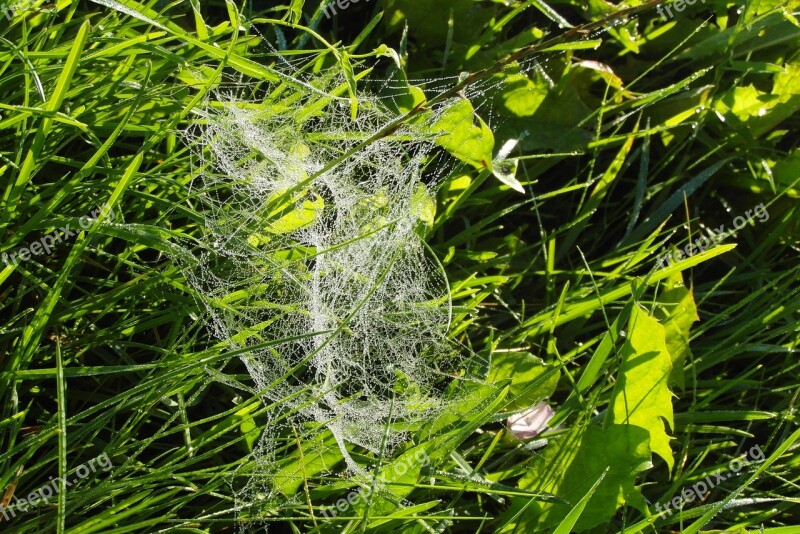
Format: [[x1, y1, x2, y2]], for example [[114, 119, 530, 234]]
[[512, 424, 651, 532], [340, 51, 359, 120], [488, 351, 559, 411], [610, 306, 675, 470], [429, 98, 494, 170], [656, 271, 699, 389]]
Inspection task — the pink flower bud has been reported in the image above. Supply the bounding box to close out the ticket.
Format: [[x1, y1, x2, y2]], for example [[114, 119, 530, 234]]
[[507, 402, 554, 440]]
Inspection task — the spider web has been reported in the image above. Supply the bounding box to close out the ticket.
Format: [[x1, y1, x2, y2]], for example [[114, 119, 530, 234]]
[[180, 66, 468, 523]]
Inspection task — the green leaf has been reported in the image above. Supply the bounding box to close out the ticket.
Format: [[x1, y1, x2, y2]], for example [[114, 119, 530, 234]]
[[271, 428, 343, 496], [655, 271, 699, 389], [552, 467, 609, 534], [743, 0, 794, 22], [488, 351, 559, 411], [412, 182, 436, 237], [492, 70, 549, 119], [429, 98, 494, 170], [540, 39, 602, 52], [492, 63, 609, 152], [513, 424, 651, 532], [236, 407, 261, 452], [714, 61, 800, 138], [188, 0, 209, 39], [349, 445, 431, 521], [422, 383, 509, 463], [773, 150, 800, 195], [176, 65, 220, 88], [288, 0, 304, 24], [380, 67, 426, 114], [340, 51, 359, 120], [268, 193, 324, 236], [610, 306, 675, 470]]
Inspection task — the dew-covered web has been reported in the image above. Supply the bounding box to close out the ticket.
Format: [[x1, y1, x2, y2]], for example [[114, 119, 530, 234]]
[[178, 16, 631, 527], [182, 73, 462, 522]]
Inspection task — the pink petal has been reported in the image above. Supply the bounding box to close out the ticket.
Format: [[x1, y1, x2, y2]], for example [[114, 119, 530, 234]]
[[507, 402, 554, 440]]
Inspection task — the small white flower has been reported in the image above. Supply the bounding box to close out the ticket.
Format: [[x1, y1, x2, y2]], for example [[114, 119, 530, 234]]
[[507, 402, 554, 440]]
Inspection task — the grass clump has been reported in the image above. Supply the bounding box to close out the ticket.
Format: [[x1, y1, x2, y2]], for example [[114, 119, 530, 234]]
[[0, 0, 798, 532]]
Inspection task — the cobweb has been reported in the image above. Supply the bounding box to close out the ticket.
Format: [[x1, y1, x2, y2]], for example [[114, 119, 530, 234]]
[[177, 13, 638, 528], [180, 65, 471, 524]]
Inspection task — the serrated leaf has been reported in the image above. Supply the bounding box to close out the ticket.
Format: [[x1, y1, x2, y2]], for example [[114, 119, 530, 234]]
[[656, 271, 699, 389], [511, 424, 651, 532], [610, 306, 675, 470]]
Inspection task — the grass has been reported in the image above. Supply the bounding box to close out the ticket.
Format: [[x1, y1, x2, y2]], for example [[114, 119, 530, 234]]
[[0, 0, 799, 532]]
